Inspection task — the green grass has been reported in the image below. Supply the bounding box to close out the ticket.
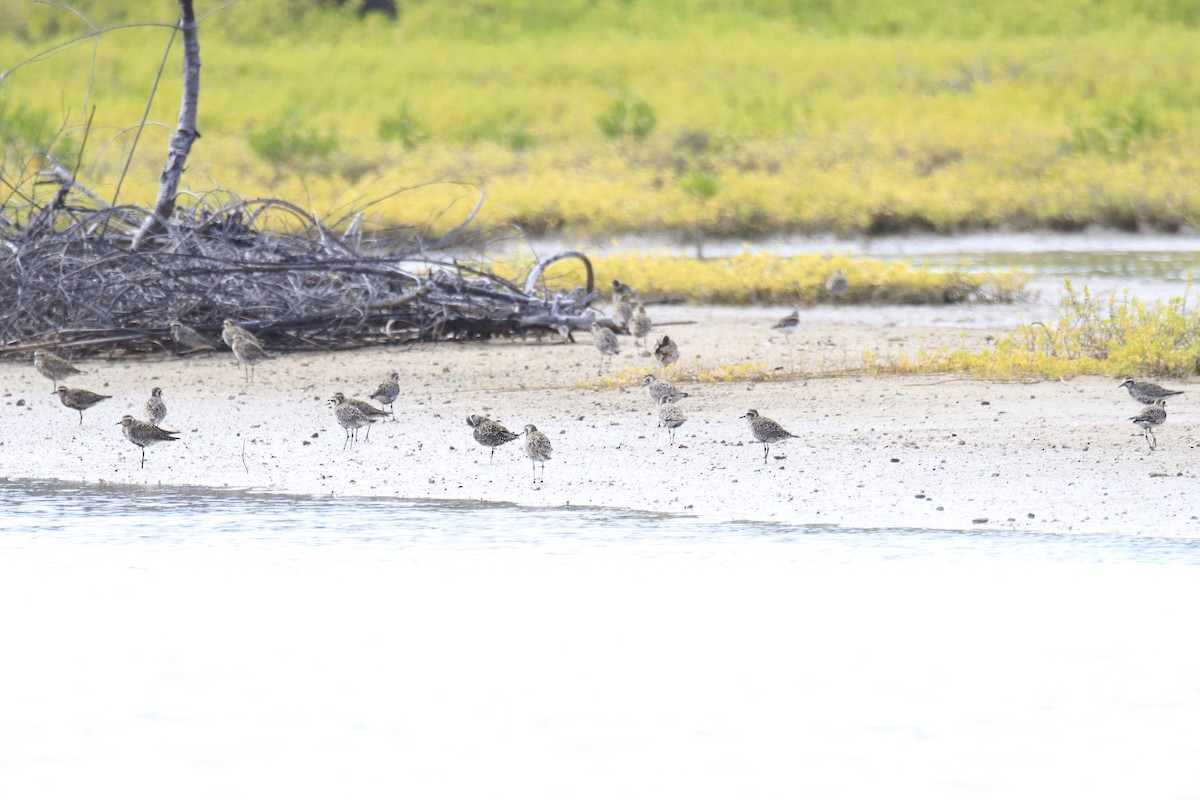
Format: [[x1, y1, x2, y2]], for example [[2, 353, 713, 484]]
[[3, 1, 1200, 238]]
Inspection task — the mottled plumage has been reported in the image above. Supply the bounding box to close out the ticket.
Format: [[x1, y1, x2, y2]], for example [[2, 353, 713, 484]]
[[1130, 398, 1167, 451], [522, 424, 553, 483], [657, 396, 686, 445], [591, 322, 620, 375], [467, 414, 520, 463], [331, 392, 388, 441], [1119, 378, 1183, 405], [643, 374, 688, 404], [118, 414, 179, 468], [330, 395, 377, 448], [230, 333, 270, 383], [144, 387, 167, 425], [741, 409, 798, 462], [629, 304, 652, 353], [54, 386, 111, 425], [169, 321, 216, 352], [33, 350, 82, 389], [221, 319, 261, 349], [653, 334, 679, 368], [369, 371, 400, 417], [611, 280, 637, 330]]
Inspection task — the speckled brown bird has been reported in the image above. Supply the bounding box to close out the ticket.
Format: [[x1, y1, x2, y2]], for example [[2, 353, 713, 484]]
[[741, 409, 798, 462], [54, 386, 111, 425], [118, 414, 179, 468], [467, 414, 520, 463], [522, 424, 553, 483]]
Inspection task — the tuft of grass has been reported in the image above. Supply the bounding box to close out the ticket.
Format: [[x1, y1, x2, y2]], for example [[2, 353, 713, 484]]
[[576, 359, 781, 390]]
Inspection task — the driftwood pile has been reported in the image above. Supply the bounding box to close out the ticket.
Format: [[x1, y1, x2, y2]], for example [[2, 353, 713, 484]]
[[0, 178, 602, 359]]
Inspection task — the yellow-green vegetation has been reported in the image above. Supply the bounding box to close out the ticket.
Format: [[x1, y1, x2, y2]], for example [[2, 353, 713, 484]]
[[865, 284, 1200, 379], [578, 360, 780, 391], [497, 252, 1028, 305], [3, 1, 1200, 238]]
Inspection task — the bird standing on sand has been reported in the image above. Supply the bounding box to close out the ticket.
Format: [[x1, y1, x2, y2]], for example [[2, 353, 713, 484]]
[[54, 386, 110, 425], [369, 371, 400, 417], [643, 374, 688, 404], [522, 424, 553, 483], [145, 387, 167, 425], [33, 350, 82, 390], [1130, 398, 1167, 451], [825, 269, 849, 302], [591, 322, 620, 375], [118, 414, 179, 468], [169, 321, 216, 352], [1119, 378, 1183, 405], [653, 334, 679, 368], [741, 409, 799, 462], [330, 394, 377, 449], [230, 333, 270, 383], [467, 414, 520, 463], [331, 392, 388, 441], [221, 319, 261, 349], [772, 310, 800, 370], [629, 304, 652, 354], [657, 396, 686, 445]]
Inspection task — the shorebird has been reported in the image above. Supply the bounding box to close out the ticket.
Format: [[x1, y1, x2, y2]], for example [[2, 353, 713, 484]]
[[653, 334, 679, 368], [591, 322, 620, 375], [369, 371, 400, 417], [54, 386, 110, 425], [522, 424, 553, 483], [33, 350, 82, 390], [169, 321, 216, 352], [611, 280, 636, 331], [629, 304, 652, 354], [330, 394, 376, 449], [1119, 378, 1183, 405], [118, 414, 179, 468], [1130, 398, 1167, 451], [144, 387, 167, 425], [330, 392, 388, 440], [467, 414, 520, 463], [221, 319, 262, 349], [643, 374, 688, 404], [657, 395, 686, 445], [230, 333, 270, 383], [741, 409, 799, 462], [772, 310, 800, 370], [825, 268, 849, 302]]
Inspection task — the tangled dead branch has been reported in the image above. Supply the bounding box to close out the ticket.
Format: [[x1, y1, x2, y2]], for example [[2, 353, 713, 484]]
[[0, 175, 603, 359]]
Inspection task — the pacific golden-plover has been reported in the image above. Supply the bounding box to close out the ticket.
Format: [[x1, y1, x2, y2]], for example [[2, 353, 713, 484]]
[[591, 322, 620, 375], [772, 310, 800, 369], [33, 350, 82, 390], [741, 408, 798, 462], [653, 334, 679, 368], [1130, 398, 1167, 451], [629, 304, 652, 354], [522, 424, 553, 483], [221, 319, 262, 349], [643, 374, 688, 404], [611, 280, 636, 331], [330, 394, 377, 449], [54, 386, 111, 425], [825, 268, 849, 302], [1119, 378, 1183, 405], [369, 371, 400, 417], [230, 333, 270, 383], [331, 392, 388, 440], [467, 414, 520, 463], [118, 414, 179, 468], [169, 321, 216, 352], [144, 387, 167, 425], [657, 395, 686, 445]]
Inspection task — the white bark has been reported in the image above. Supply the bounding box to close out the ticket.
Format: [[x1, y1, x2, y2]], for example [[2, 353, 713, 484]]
[[132, 0, 200, 250]]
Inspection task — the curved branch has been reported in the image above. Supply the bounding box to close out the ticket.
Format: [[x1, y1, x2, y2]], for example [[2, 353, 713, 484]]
[[523, 250, 594, 296]]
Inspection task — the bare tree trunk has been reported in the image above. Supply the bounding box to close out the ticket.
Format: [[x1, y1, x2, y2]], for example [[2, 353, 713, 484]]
[[132, 0, 200, 250]]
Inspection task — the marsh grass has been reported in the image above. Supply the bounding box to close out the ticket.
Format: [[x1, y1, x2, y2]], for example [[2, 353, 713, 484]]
[[3, 2, 1200, 236]]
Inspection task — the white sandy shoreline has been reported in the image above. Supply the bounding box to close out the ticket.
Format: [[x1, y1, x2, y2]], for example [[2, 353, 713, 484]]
[[3, 307, 1196, 537]]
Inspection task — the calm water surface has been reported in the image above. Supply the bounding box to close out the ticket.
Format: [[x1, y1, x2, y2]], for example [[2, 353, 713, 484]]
[[2, 480, 1199, 799]]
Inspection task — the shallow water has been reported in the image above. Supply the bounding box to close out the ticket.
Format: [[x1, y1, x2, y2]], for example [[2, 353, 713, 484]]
[[2, 480, 1199, 799]]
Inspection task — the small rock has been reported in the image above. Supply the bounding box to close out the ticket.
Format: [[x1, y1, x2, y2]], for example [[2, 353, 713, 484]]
[[972, 517, 988, 524]]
